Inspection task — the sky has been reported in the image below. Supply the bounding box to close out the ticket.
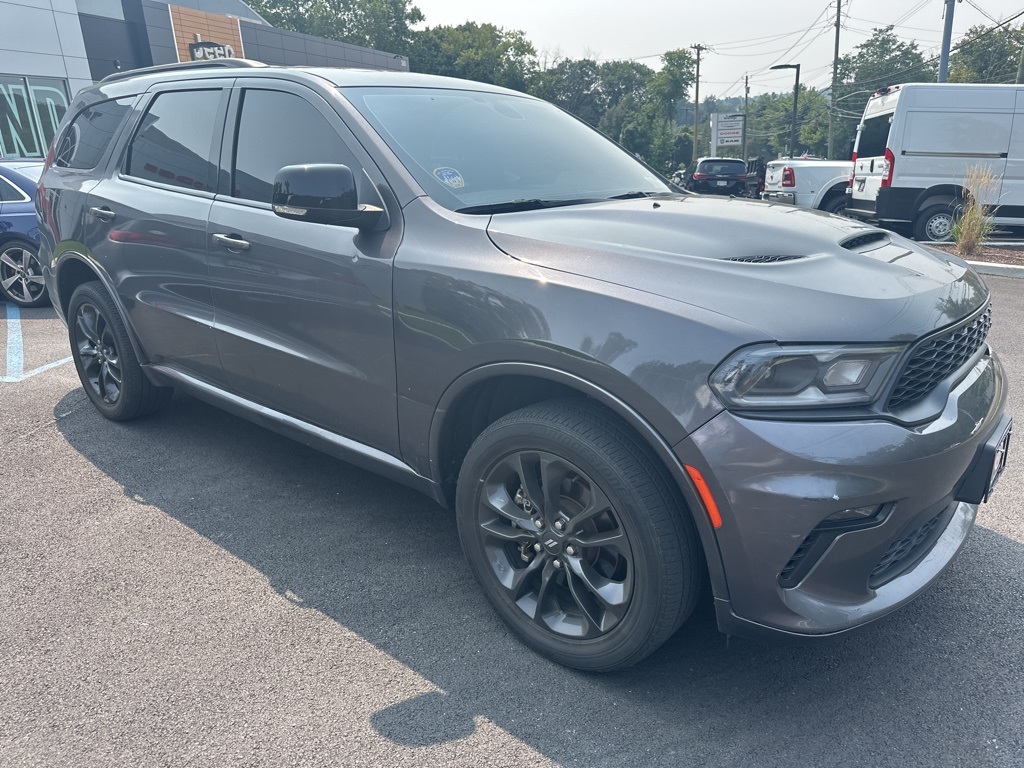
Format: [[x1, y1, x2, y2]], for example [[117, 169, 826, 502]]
[[410, 0, 1024, 98]]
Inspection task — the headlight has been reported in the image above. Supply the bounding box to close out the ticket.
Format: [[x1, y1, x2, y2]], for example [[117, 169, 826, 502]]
[[710, 343, 905, 409]]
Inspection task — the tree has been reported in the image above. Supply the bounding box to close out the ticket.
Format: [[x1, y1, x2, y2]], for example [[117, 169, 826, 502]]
[[408, 22, 537, 91], [949, 24, 1024, 84], [245, 0, 423, 52], [531, 58, 604, 126], [825, 27, 936, 160]]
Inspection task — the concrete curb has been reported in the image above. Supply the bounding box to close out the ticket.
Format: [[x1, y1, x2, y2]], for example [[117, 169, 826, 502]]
[[967, 261, 1024, 279]]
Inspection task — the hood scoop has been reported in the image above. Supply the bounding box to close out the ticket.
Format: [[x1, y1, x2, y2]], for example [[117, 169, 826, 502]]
[[841, 231, 890, 252], [725, 254, 807, 264]]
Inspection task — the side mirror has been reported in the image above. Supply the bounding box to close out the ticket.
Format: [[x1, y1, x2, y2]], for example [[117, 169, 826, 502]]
[[272, 164, 384, 229]]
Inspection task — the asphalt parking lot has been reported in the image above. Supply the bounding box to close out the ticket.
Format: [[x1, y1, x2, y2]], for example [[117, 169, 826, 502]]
[[2, 276, 1023, 768]]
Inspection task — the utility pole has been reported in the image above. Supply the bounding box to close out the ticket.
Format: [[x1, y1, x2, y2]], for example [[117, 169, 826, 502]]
[[742, 74, 749, 159], [691, 43, 706, 163], [828, 0, 841, 159], [1017, 44, 1024, 83], [938, 0, 956, 82]]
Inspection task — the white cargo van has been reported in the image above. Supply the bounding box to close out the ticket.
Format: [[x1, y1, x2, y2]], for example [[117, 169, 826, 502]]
[[847, 83, 1024, 241]]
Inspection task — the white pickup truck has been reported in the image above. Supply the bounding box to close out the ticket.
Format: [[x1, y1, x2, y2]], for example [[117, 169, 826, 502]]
[[761, 157, 854, 214]]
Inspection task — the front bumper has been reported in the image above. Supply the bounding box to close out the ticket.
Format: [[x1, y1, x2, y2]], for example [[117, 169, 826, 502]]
[[676, 350, 1007, 638]]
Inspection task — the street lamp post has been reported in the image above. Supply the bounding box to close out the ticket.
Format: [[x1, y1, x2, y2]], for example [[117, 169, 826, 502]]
[[771, 63, 800, 157]]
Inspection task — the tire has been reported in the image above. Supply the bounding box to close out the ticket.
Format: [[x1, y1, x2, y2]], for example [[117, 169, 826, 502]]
[[456, 399, 702, 671], [913, 203, 959, 242], [821, 195, 849, 216], [68, 281, 173, 421], [0, 240, 49, 307]]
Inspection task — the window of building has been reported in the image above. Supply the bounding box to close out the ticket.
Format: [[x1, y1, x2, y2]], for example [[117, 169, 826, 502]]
[[0, 75, 70, 159], [126, 90, 222, 192], [231, 89, 358, 203], [53, 98, 133, 170]]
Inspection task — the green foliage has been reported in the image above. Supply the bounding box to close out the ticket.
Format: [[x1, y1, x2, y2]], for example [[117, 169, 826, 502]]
[[246, 0, 423, 51], [949, 24, 1024, 84], [408, 22, 537, 91]]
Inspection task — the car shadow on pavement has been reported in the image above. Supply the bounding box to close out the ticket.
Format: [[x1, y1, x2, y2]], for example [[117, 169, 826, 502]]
[[54, 390, 1024, 768]]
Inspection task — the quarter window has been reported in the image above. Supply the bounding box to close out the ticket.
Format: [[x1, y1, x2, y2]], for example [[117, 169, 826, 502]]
[[53, 97, 132, 170], [232, 89, 357, 203], [126, 90, 221, 192]]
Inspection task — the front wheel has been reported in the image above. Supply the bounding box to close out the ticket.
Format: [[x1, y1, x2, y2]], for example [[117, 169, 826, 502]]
[[456, 400, 702, 671], [913, 204, 959, 242], [68, 281, 173, 420]]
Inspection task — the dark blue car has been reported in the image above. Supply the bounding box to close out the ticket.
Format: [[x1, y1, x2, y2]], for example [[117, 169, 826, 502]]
[[0, 159, 47, 307]]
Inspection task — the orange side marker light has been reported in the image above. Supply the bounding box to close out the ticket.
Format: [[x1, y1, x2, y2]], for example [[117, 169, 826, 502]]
[[685, 465, 723, 529]]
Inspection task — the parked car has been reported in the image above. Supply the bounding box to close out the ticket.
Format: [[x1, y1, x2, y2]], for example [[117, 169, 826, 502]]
[[761, 157, 854, 214], [847, 83, 1024, 241], [38, 61, 1010, 671], [0, 159, 47, 307], [685, 157, 747, 195], [744, 156, 767, 199]]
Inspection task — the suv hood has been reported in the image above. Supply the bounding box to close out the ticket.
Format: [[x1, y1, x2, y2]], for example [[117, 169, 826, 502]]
[[486, 196, 987, 342]]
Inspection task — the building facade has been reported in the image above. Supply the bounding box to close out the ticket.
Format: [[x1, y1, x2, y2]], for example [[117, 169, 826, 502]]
[[0, 0, 409, 158]]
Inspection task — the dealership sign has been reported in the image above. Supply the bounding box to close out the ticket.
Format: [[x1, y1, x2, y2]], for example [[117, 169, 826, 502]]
[[711, 113, 745, 148], [189, 41, 236, 60]]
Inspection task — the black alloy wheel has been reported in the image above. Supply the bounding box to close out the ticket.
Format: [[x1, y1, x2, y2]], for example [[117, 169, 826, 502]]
[[0, 241, 49, 307], [68, 281, 173, 420], [457, 400, 702, 671], [475, 448, 636, 640]]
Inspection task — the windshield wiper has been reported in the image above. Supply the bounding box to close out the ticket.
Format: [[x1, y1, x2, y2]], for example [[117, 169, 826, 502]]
[[455, 198, 601, 214], [606, 191, 655, 200]]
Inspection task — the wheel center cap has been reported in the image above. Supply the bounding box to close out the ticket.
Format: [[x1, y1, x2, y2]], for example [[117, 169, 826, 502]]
[[542, 535, 563, 555]]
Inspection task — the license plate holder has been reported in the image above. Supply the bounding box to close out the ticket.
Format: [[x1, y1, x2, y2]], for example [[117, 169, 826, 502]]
[[956, 416, 1012, 504]]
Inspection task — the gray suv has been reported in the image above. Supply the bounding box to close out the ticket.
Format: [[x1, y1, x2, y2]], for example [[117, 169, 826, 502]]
[[37, 61, 1011, 671]]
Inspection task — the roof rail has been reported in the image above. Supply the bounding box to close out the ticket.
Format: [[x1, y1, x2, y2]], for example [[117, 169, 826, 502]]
[[99, 59, 268, 84]]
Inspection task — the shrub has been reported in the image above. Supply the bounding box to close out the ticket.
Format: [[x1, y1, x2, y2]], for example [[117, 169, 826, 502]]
[[952, 165, 998, 258]]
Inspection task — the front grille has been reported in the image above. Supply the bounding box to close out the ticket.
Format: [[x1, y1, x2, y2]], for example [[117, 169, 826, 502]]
[[727, 254, 805, 264], [868, 506, 952, 588], [888, 306, 992, 410]]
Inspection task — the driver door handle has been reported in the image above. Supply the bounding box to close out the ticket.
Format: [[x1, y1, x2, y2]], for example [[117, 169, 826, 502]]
[[88, 206, 116, 222], [212, 233, 251, 251]]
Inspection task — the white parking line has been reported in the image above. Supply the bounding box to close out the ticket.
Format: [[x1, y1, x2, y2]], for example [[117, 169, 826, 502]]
[[1, 302, 73, 383]]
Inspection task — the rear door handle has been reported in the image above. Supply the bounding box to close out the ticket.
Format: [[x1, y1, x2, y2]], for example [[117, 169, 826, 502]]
[[88, 206, 116, 222], [212, 233, 251, 251]]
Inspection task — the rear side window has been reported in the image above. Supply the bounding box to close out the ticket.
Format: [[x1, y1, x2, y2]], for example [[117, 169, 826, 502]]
[[126, 89, 222, 192], [231, 89, 358, 203], [53, 98, 132, 170], [0, 175, 28, 202], [856, 114, 892, 158]]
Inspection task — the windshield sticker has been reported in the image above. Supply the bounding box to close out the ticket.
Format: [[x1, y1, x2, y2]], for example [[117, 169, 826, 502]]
[[434, 167, 465, 188]]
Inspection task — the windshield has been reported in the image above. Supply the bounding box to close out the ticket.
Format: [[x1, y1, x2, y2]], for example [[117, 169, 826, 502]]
[[7, 164, 43, 182], [855, 113, 892, 159], [341, 87, 671, 212]]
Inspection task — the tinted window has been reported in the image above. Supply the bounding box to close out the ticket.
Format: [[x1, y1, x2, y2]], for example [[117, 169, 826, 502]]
[[697, 160, 745, 175], [127, 90, 221, 192], [856, 114, 892, 158], [232, 89, 358, 203], [0, 175, 27, 202], [53, 98, 132, 169]]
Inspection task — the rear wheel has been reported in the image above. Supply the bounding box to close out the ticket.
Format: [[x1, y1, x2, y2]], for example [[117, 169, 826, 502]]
[[821, 195, 849, 216], [68, 281, 173, 420], [913, 204, 959, 242], [0, 240, 49, 307], [456, 399, 702, 671]]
